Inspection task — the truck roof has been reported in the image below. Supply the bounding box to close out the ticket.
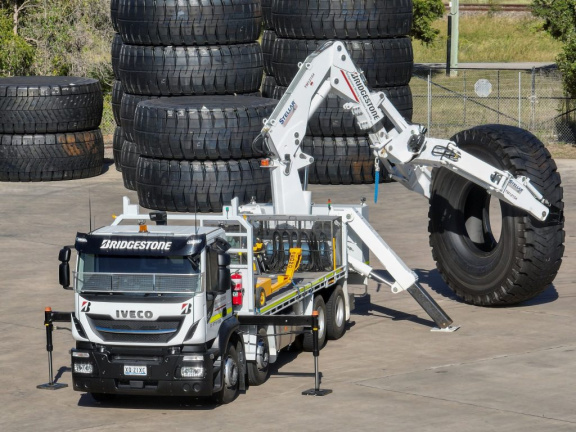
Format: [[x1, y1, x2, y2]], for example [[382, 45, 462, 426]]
[[92, 225, 222, 237]]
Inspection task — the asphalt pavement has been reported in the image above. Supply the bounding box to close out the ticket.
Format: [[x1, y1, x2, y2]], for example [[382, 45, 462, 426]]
[[0, 158, 574, 432]]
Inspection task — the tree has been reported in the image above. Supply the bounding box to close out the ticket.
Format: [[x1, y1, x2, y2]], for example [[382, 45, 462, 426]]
[[412, 0, 446, 45], [0, 9, 34, 75], [532, 0, 576, 97]]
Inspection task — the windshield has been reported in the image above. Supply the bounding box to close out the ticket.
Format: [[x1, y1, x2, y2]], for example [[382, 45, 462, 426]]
[[76, 254, 201, 294]]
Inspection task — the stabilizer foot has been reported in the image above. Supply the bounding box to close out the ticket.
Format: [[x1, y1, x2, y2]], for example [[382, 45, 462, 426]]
[[302, 388, 333, 396], [37, 382, 68, 390]]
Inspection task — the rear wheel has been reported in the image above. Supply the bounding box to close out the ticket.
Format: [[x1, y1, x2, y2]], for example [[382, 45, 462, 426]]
[[302, 295, 327, 351], [429, 125, 564, 305], [247, 329, 270, 386], [326, 285, 346, 340]]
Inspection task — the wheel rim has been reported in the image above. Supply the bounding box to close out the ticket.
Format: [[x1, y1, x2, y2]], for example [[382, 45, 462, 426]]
[[259, 290, 266, 307], [224, 356, 238, 388], [335, 295, 345, 328], [256, 338, 269, 371], [318, 307, 326, 340]]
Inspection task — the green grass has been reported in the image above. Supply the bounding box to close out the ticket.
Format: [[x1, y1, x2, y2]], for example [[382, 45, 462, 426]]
[[413, 15, 562, 63], [460, 0, 531, 4]]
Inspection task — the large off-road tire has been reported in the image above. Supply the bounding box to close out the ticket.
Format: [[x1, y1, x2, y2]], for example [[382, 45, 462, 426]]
[[325, 285, 346, 340], [0, 77, 103, 134], [111, 33, 123, 81], [134, 95, 275, 160], [429, 125, 564, 306], [213, 341, 241, 404], [274, 85, 413, 136], [261, 30, 276, 76], [110, 0, 119, 32], [247, 328, 270, 386], [272, 37, 413, 88], [120, 139, 139, 190], [262, 0, 273, 30], [111, 80, 123, 126], [117, 0, 261, 46], [120, 93, 161, 142], [119, 43, 263, 96], [136, 157, 271, 212], [301, 136, 388, 185], [272, 0, 413, 39], [112, 126, 124, 172], [302, 295, 327, 351], [261, 75, 277, 99], [0, 130, 104, 181]]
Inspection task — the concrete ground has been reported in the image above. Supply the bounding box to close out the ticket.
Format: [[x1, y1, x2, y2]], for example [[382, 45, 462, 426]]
[[0, 159, 574, 432]]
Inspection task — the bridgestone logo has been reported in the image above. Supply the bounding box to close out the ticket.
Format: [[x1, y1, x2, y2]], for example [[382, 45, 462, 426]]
[[100, 239, 172, 251], [349, 72, 379, 121]]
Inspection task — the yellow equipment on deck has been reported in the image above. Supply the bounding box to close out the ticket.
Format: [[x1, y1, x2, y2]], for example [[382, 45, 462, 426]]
[[254, 247, 302, 308]]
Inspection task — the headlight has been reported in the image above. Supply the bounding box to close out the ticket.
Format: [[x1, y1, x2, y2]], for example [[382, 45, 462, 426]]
[[181, 365, 204, 378], [73, 362, 94, 374]]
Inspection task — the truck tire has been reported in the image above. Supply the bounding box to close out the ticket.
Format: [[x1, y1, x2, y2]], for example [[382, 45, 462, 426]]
[[0, 131, 104, 181], [214, 341, 241, 404], [0, 77, 103, 134], [136, 157, 272, 212], [272, 0, 413, 39], [301, 136, 387, 185], [272, 37, 413, 88], [429, 125, 564, 306], [302, 295, 327, 351], [111, 80, 123, 126], [113, 126, 124, 171], [325, 285, 346, 340], [111, 34, 123, 81], [247, 328, 270, 386], [261, 30, 276, 76], [117, 0, 261, 46], [120, 140, 139, 190], [110, 0, 119, 32], [273, 84, 413, 136], [119, 43, 263, 96], [134, 96, 276, 160]]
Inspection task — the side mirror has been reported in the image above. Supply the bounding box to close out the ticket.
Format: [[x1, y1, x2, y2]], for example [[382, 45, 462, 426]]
[[218, 253, 231, 293], [59, 262, 71, 289], [58, 246, 71, 289], [58, 246, 71, 263]]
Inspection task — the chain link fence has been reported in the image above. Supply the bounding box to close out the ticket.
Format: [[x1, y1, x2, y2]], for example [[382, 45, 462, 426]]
[[412, 66, 576, 145]]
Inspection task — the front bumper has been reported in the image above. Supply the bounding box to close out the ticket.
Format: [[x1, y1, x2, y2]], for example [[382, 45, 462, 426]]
[[71, 346, 215, 397]]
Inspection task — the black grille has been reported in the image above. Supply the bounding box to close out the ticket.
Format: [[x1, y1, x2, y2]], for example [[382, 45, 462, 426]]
[[87, 315, 183, 343]]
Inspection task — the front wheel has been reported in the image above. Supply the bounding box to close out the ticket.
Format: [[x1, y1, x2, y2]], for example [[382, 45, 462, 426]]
[[213, 342, 240, 404], [428, 125, 564, 306]]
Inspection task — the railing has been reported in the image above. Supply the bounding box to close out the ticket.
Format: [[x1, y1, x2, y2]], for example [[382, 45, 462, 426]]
[[75, 272, 201, 294]]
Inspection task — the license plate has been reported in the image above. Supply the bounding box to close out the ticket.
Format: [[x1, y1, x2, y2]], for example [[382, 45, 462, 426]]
[[124, 365, 147, 376]]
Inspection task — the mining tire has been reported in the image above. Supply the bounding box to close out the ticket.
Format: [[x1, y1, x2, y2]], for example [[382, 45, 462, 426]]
[[273, 84, 413, 136], [262, 0, 273, 30], [261, 30, 276, 76], [111, 80, 123, 126], [0, 130, 104, 181], [117, 0, 261, 46], [302, 295, 327, 352], [272, 37, 413, 88], [261, 75, 277, 99], [112, 126, 124, 172], [247, 328, 270, 386], [120, 93, 161, 142], [300, 136, 389, 185], [136, 157, 271, 212], [272, 0, 413, 39], [119, 43, 263, 96], [120, 139, 139, 190], [110, 0, 119, 32], [111, 33, 123, 81], [134, 95, 276, 160], [428, 125, 564, 306], [0, 76, 103, 134]]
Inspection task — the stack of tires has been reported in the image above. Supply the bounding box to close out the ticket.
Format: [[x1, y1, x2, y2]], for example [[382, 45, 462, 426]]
[[110, 0, 273, 211], [260, 0, 277, 98], [0, 76, 104, 181], [267, 0, 415, 184]]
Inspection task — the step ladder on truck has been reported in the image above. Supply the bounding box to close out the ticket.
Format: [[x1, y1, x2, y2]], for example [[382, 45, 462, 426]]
[[40, 41, 563, 403]]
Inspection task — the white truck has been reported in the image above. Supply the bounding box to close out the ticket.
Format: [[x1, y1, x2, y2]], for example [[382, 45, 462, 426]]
[[49, 41, 562, 403]]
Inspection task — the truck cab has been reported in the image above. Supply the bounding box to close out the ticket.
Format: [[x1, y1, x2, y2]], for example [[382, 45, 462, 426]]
[[67, 223, 243, 403]]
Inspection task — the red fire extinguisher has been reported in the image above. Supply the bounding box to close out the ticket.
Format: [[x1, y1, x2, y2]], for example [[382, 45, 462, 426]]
[[231, 272, 243, 306]]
